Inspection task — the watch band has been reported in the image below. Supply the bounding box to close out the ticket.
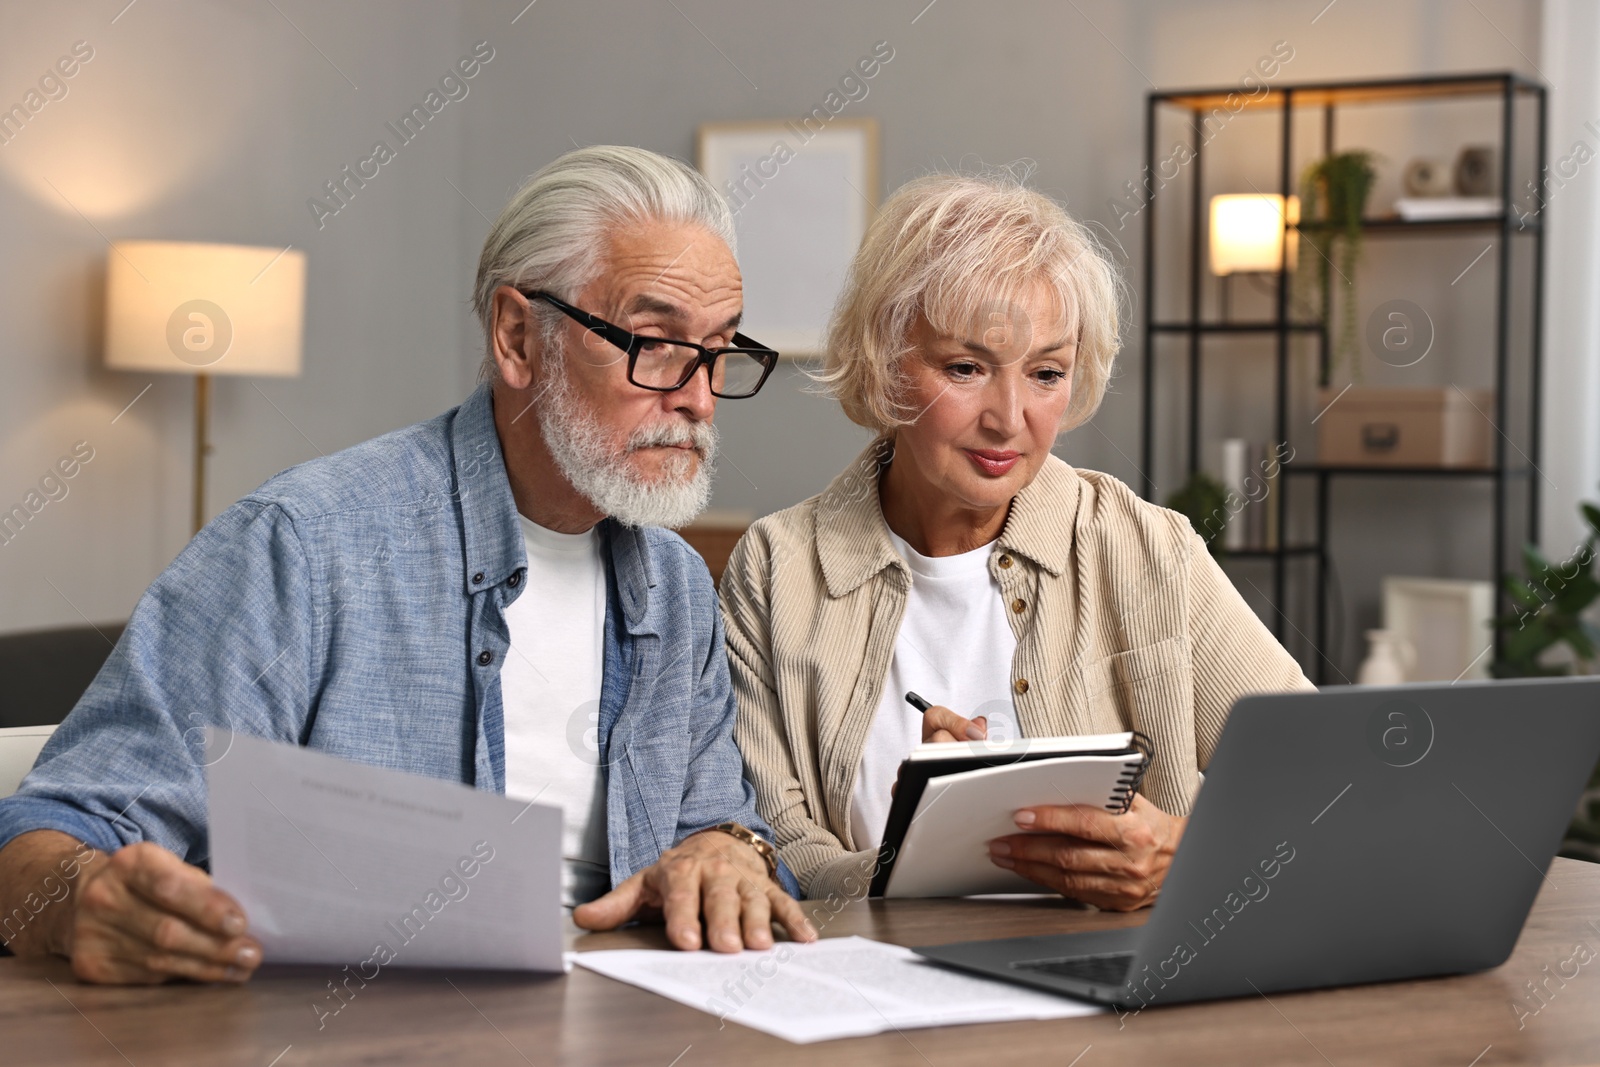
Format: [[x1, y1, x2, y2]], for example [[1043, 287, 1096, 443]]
[[711, 822, 780, 882]]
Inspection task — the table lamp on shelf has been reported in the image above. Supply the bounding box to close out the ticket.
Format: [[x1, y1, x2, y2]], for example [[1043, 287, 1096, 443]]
[[104, 240, 306, 535], [1208, 193, 1300, 321]]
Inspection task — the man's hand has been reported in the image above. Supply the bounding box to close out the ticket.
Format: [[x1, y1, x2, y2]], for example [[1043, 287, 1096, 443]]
[[986, 795, 1185, 911], [571, 830, 816, 951], [921, 704, 987, 744], [71, 841, 261, 984], [0, 830, 261, 984]]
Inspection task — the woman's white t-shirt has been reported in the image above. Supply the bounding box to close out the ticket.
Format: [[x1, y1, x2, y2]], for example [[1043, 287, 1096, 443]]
[[847, 528, 1021, 851]]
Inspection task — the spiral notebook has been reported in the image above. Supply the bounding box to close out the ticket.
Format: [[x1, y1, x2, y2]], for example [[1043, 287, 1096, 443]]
[[869, 732, 1153, 898]]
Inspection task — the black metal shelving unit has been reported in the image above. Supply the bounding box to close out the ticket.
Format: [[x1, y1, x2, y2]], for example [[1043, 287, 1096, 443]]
[[1138, 72, 1547, 684]]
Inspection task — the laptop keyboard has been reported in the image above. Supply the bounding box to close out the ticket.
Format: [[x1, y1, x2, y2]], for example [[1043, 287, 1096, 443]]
[[1011, 952, 1136, 987]]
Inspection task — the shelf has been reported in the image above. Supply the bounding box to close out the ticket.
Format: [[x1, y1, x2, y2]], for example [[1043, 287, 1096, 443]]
[[1155, 71, 1541, 112], [1219, 545, 1321, 559], [1282, 463, 1527, 478], [1139, 71, 1545, 687], [1151, 321, 1323, 334], [1296, 215, 1538, 235]]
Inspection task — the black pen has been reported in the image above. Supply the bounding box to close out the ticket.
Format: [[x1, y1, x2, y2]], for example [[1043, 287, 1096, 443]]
[[904, 691, 933, 713]]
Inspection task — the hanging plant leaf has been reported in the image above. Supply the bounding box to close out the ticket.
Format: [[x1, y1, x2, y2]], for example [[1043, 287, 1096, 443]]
[[1299, 150, 1378, 381]]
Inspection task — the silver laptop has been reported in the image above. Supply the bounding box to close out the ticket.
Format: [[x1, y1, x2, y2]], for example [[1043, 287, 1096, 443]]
[[914, 677, 1600, 1011]]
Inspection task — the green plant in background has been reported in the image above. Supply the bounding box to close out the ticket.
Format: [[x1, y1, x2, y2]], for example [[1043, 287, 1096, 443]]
[[1299, 150, 1378, 380], [1492, 501, 1600, 862], [1492, 504, 1600, 677], [1165, 471, 1229, 558]]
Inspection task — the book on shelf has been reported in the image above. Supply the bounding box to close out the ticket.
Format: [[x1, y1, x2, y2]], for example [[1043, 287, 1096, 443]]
[[1219, 438, 1280, 553]]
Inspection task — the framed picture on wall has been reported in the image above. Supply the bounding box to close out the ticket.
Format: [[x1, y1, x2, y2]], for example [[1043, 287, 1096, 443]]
[[1381, 576, 1496, 682], [697, 118, 879, 359]]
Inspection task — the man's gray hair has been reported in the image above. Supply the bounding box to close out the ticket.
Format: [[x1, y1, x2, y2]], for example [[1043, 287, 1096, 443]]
[[472, 145, 736, 374]]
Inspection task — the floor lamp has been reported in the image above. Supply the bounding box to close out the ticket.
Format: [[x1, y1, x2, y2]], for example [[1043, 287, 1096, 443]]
[[104, 241, 306, 535]]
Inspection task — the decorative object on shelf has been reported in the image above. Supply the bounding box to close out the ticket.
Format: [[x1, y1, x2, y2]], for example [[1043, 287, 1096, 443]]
[[1402, 157, 1452, 197], [1163, 471, 1229, 558], [1214, 439, 1283, 551], [1454, 145, 1498, 197], [104, 240, 307, 535], [697, 118, 879, 359], [1300, 149, 1378, 377], [1491, 501, 1600, 679], [1393, 196, 1500, 221], [1220, 438, 1250, 551], [1490, 499, 1600, 862], [1381, 576, 1495, 681], [1356, 628, 1415, 685], [1314, 386, 1493, 468], [1208, 193, 1299, 320]]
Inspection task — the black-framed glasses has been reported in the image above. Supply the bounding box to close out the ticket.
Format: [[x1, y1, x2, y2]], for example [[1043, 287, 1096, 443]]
[[526, 290, 779, 399]]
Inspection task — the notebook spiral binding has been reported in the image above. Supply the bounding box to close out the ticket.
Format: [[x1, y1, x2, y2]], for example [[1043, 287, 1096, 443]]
[[1106, 731, 1156, 814]]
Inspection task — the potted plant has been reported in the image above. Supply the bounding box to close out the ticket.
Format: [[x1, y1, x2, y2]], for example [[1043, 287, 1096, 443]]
[[1300, 150, 1378, 379], [1165, 471, 1230, 558], [1492, 501, 1600, 861]]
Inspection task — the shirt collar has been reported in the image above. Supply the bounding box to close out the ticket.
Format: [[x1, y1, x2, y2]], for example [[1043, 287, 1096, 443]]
[[993, 452, 1079, 577], [451, 383, 525, 596], [603, 520, 657, 632], [815, 439, 905, 598], [814, 438, 1080, 597], [451, 383, 657, 626]]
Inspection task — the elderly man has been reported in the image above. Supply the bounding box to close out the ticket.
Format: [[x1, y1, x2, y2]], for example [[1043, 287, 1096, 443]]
[[0, 145, 813, 985]]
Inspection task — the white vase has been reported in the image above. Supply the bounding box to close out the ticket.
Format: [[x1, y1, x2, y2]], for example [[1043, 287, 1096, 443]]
[[1358, 629, 1415, 685]]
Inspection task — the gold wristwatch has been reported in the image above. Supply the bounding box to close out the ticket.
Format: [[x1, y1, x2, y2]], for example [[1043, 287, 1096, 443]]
[[712, 822, 780, 882]]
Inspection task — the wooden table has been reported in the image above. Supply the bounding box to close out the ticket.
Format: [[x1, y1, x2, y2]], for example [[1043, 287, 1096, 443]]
[[5, 858, 1600, 1066]]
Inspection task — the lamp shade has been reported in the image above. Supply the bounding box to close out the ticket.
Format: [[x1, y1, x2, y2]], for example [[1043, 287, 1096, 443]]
[[1208, 194, 1300, 275], [105, 241, 305, 377]]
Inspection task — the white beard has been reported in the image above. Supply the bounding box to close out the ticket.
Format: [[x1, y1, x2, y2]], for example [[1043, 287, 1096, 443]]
[[536, 336, 718, 530]]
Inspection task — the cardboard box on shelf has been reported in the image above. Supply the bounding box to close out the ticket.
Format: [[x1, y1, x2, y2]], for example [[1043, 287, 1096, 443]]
[[1315, 387, 1494, 468]]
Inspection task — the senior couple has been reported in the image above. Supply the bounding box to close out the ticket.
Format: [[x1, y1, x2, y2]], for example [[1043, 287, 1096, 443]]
[[0, 146, 1310, 984]]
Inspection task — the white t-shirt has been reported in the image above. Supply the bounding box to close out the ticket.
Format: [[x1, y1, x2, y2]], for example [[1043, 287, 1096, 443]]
[[501, 515, 611, 906], [848, 528, 1021, 851]]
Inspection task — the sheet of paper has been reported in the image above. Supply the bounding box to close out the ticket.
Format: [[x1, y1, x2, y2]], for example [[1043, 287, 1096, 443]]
[[890, 754, 1141, 898], [572, 935, 1100, 1044], [206, 730, 564, 971]]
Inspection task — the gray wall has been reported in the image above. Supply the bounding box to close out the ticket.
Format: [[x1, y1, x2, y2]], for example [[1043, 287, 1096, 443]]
[[1, 0, 1581, 679]]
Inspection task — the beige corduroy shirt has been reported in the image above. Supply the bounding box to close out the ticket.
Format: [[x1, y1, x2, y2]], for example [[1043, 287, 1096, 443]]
[[719, 440, 1315, 901]]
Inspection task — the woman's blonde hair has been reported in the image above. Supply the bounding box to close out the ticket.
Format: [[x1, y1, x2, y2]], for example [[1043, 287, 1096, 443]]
[[818, 169, 1122, 434]]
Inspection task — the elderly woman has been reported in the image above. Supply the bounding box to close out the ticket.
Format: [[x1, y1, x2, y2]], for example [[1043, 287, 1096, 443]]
[[720, 173, 1313, 909]]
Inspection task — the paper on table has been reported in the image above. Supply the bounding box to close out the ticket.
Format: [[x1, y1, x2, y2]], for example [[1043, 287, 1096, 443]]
[[572, 936, 1100, 1044], [205, 730, 564, 971], [889, 754, 1140, 898]]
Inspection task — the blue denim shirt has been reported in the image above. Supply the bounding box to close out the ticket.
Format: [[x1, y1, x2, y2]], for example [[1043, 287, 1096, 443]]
[[0, 384, 797, 898]]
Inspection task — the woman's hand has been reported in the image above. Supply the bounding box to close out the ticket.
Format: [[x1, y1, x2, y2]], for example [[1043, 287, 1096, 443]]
[[920, 704, 987, 744], [986, 795, 1185, 911]]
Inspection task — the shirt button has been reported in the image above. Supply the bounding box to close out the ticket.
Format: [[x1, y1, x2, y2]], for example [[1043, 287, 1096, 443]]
[[1012, 598, 1027, 614], [1014, 678, 1030, 695], [507, 573, 520, 587], [472, 572, 485, 584], [476, 650, 492, 666], [998, 554, 1013, 568]]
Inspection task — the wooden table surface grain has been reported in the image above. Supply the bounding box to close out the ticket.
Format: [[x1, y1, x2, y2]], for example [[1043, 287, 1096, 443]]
[[5, 858, 1600, 1066]]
